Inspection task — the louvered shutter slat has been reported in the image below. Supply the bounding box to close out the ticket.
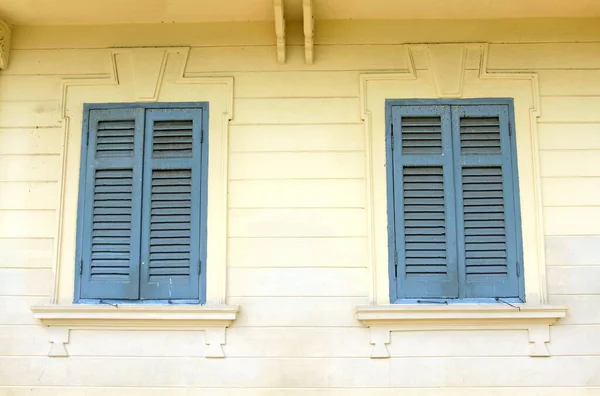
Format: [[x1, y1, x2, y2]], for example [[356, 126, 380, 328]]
[[403, 167, 447, 276], [149, 169, 192, 282], [459, 117, 501, 155], [152, 120, 194, 158], [95, 119, 136, 157], [79, 108, 144, 300], [391, 105, 458, 300], [401, 117, 443, 154], [452, 105, 521, 299], [139, 109, 204, 300]]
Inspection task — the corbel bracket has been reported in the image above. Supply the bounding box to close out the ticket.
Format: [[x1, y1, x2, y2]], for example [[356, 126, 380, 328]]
[[356, 304, 567, 358], [273, 0, 286, 64], [303, 0, 314, 64], [0, 18, 12, 70], [32, 304, 239, 358]]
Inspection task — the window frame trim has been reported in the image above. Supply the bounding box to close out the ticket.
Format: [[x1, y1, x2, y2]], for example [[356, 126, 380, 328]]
[[385, 98, 525, 303], [74, 102, 210, 304]]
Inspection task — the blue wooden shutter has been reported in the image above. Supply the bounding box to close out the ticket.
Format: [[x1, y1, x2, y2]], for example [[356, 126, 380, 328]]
[[139, 109, 204, 300], [451, 105, 522, 299], [79, 108, 145, 299], [391, 105, 459, 299]]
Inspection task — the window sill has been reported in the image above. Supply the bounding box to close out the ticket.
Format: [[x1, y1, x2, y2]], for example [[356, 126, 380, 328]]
[[31, 304, 239, 358], [355, 304, 567, 358]]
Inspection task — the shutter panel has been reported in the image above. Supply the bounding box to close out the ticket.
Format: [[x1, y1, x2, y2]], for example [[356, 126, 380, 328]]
[[79, 108, 145, 299], [452, 105, 521, 299], [391, 105, 459, 299], [139, 109, 204, 300]]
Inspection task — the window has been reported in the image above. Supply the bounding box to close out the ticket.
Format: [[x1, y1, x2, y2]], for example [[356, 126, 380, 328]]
[[75, 103, 208, 303], [386, 99, 524, 302]]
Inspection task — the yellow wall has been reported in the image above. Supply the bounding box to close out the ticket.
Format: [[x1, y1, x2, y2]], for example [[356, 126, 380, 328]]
[[1, 19, 600, 394]]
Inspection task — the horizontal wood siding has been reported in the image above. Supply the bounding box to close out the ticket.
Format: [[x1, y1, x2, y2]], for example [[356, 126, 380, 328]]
[[0, 19, 599, 395], [532, 30, 600, 396], [1, 389, 600, 396], [1, 356, 599, 387]]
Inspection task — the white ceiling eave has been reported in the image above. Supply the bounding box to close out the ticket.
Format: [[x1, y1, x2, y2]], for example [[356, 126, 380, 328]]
[[1, 0, 599, 25]]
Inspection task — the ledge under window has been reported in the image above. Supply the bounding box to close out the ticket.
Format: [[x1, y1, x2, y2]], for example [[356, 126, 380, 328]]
[[31, 304, 239, 358], [356, 304, 567, 358]]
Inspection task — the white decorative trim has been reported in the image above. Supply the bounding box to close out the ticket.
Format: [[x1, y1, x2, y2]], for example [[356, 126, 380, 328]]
[[359, 43, 548, 305], [476, 44, 547, 302], [0, 17, 12, 70], [31, 304, 239, 358], [424, 44, 469, 97], [359, 46, 416, 307], [303, 0, 314, 64], [273, 0, 286, 64], [52, 47, 233, 305], [356, 304, 567, 358], [131, 49, 169, 101], [357, 43, 560, 358], [47, 327, 70, 357]]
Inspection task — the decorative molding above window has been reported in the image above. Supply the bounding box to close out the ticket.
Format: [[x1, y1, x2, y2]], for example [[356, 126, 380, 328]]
[[358, 43, 549, 306], [385, 100, 524, 302], [52, 48, 233, 305], [356, 304, 567, 358], [31, 304, 239, 358]]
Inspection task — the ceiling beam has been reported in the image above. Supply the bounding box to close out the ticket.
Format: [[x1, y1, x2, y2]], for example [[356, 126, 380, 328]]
[[0, 17, 12, 70], [273, 0, 286, 64], [303, 0, 314, 64]]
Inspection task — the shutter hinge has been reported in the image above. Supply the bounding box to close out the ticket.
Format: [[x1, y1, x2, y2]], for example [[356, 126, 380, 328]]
[[198, 259, 202, 275], [508, 123, 512, 137], [393, 250, 398, 278], [390, 124, 394, 151], [86, 131, 90, 147], [516, 260, 521, 277], [79, 259, 83, 275], [200, 128, 204, 144]]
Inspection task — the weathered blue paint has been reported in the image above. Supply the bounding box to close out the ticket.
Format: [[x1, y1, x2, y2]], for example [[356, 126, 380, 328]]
[[77, 108, 145, 300], [139, 109, 203, 300], [391, 104, 459, 300], [385, 98, 525, 303], [74, 102, 209, 304]]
